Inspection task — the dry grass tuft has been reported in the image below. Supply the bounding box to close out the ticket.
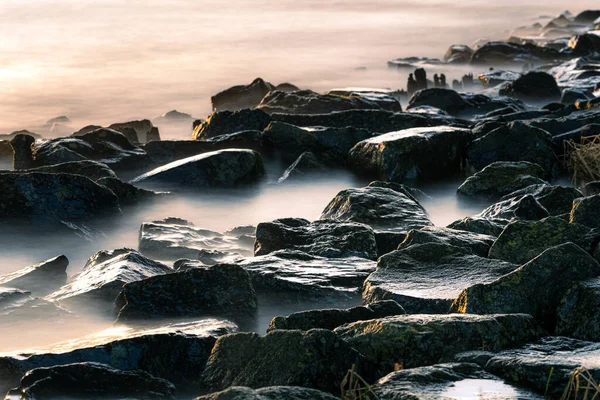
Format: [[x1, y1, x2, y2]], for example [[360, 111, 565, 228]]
[[340, 364, 379, 400], [564, 135, 600, 185], [561, 367, 600, 400]]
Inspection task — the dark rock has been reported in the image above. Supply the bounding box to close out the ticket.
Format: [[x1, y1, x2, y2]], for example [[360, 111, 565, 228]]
[[254, 218, 377, 260], [470, 41, 561, 66], [499, 184, 583, 216], [364, 243, 516, 313], [488, 217, 600, 264], [6, 362, 175, 400], [571, 194, 600, 228], [16, 160, 117, 181], [452, 243, 600, 330], [268, 300, 405, 332], [499, 72, 561, 103], [479, 194, 550, 221], [553, 123, 600, 154], [0, 255, 68, 295], [131, 149, 265, 189], [458, 161, 547, 200], [444, 45, 474, 64], [278, 151, 327, 183], [154, 110, 194, 124], [335, 314, 544, 377], [466, 121, 555, 174], [192, 109, 271, 140], [348, 126, 471, 183], [211, 78, 273, 111], [584, 180, 600, 195], [398, 226, 496, 257], [557, 277, 600, 341], [561, 88, 593, 105], [46, 249, 171, 311], [325, 88, 403, 112], [96, 176, 156, 205], [447, 217, 509, 237], [568, 33, 600, 55], [574, 10, 600, 23], [108, 119, 159, 144], [194, 386, 338, 400], [201, 329, 369, 394], [116, 264, 257, 321]]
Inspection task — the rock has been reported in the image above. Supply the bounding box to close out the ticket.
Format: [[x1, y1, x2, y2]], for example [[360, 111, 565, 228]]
[[262, 121, 372, 163], [115, 264, 256, 321], [193, 109, 271, 140], [201, 329, 369, 394], [466, 121, 555, 174], [571, 194, 600, 228], [154, 110, 194, 124], [257, 89, 400, 114], [194, 386, 338, 400], [268, 300, 405, 332], [348, 126, 471, 183], [561, 88, 593, 105], [499, 72, 561, 103], [16, 160, 117, 181], [488, 217, 600, 264], [499, 184, 583, 216], [569, 33, 600, 55], [211, 78, 273, 111], [139, 218, 253, 262], [458, 161, 547, 200], [335, 314, 544, 377], [458, 337, 600, 397], [5, 362, 175, 400], [371, 363, 545, 400], [96, 176, 156, 205], [278, 151, 327, 183], [0, 172, 120, 224], [553, 123, 600, 153], [320, 185, 432, 232], [108, 119, 159, 144], [0, 255, 68, 295], [444, 44, 474, 64], [479, 194, 550, 221], [0, 287, 32, 310], [0, 319, 237, 393], [556, 277, 600, 341], [574, 10, 600, 23], [254, 218, 377, 260], [398, 226, 496, 257], [470, 41, 561, 65], [46, 249, 171, 311], [0, 130, 41, 141], [131, 149, 264, 189], [447, 217, 508, 237], [452, 243, 600, 330], [364, 243, 517, 313]]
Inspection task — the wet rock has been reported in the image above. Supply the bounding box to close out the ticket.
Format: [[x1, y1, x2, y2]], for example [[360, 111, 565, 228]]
[[278, 151, 327, 183], [0, 255, 68, 295], [96, 176, 156, 205], [488, 217, 600, 264], [447, 216, 508, 237], [193, 109, 271, 140], [46, 249, 171, 311], [561, 88, 593, 104], [0, 319, 236, 393], [499, 71, 561, 103], [255, 218, 377, 259], [470, 41, 561, 65], [459, 337, 600, 397], [16, 160, 117, 181], [335, 314, 544, 377], [0, 172, 120, 224], [556, 277, 600, 341], [5, 362, 175, 400], [268, 300, 405, 332], [320, 185, 432, 232], [211, 78, 274, 111], [364, 243, 516, 313], [444, 44, 474, 64], [479, 194, 549, 221], [499, 184, 583, 216], [257, 89, 400, 114], [108, 119, 159, 144], [571, 194, 600, 228], [262, 121, 371, 163], [139, 218, 253, 262], [371, 363, 545, 400], [348, 126, 471, 183], [553, 123, 600, 153], [452, 243, 600, 330], [201, 329, 369, 394], [466, 121, 555, 174], [569, 33, 600, 55], [131, 149, 265, 189], [458, 161, 547, 200], [116, 264, 256, 321], [398, 226, 496, 257], [194, 386, 338, 400]]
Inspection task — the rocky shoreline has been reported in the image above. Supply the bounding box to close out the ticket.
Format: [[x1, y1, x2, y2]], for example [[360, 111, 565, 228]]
[[1, 8, 600, 400]]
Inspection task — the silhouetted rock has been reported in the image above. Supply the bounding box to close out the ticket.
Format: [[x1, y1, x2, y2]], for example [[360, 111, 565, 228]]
[[193, 109, 271, 140], [211, 78, 274, 111], [0, 255, 68, 295], [499, 71, 561, 103]]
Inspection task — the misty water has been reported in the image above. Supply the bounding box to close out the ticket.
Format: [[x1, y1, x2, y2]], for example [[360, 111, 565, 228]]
[[0, 1, 593, 394]]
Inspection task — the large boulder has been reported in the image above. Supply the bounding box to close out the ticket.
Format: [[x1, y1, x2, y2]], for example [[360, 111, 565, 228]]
[[447, 216, 509, 237], [444, 44, 474, 64], [364, 243, 517, 313], [479, 194, 549, 221], [470, 41, 561, 66], [115, 264, 257, 322], [211, 78, 274, 111], [131, 149, 264, 189], [201, 329, 369, 394], [108, 119, 159, 144], [320, 185, 432, 232], [0, 255, 68, 295], [193, 109, 272, 140], [5, 362, 175, 400], [556, 277, 600, 341], [499, 72, 561, 103], [46, 249, 171, 311], [194, 386, 337, 400], [466, 121, 555, 174], [398, 226, 496, 257], [335, 314, 544, 377], [498, 184, 583, 216], [488, 217, 600, 265], [457, 161, 547, 200], [452, 243, 600, 330], [571, 194, 600, 228], [254, 218, 377, 260], [568, 33, 600, 55], [348, 126, 471, 183], [268, 300, 405, 332]]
